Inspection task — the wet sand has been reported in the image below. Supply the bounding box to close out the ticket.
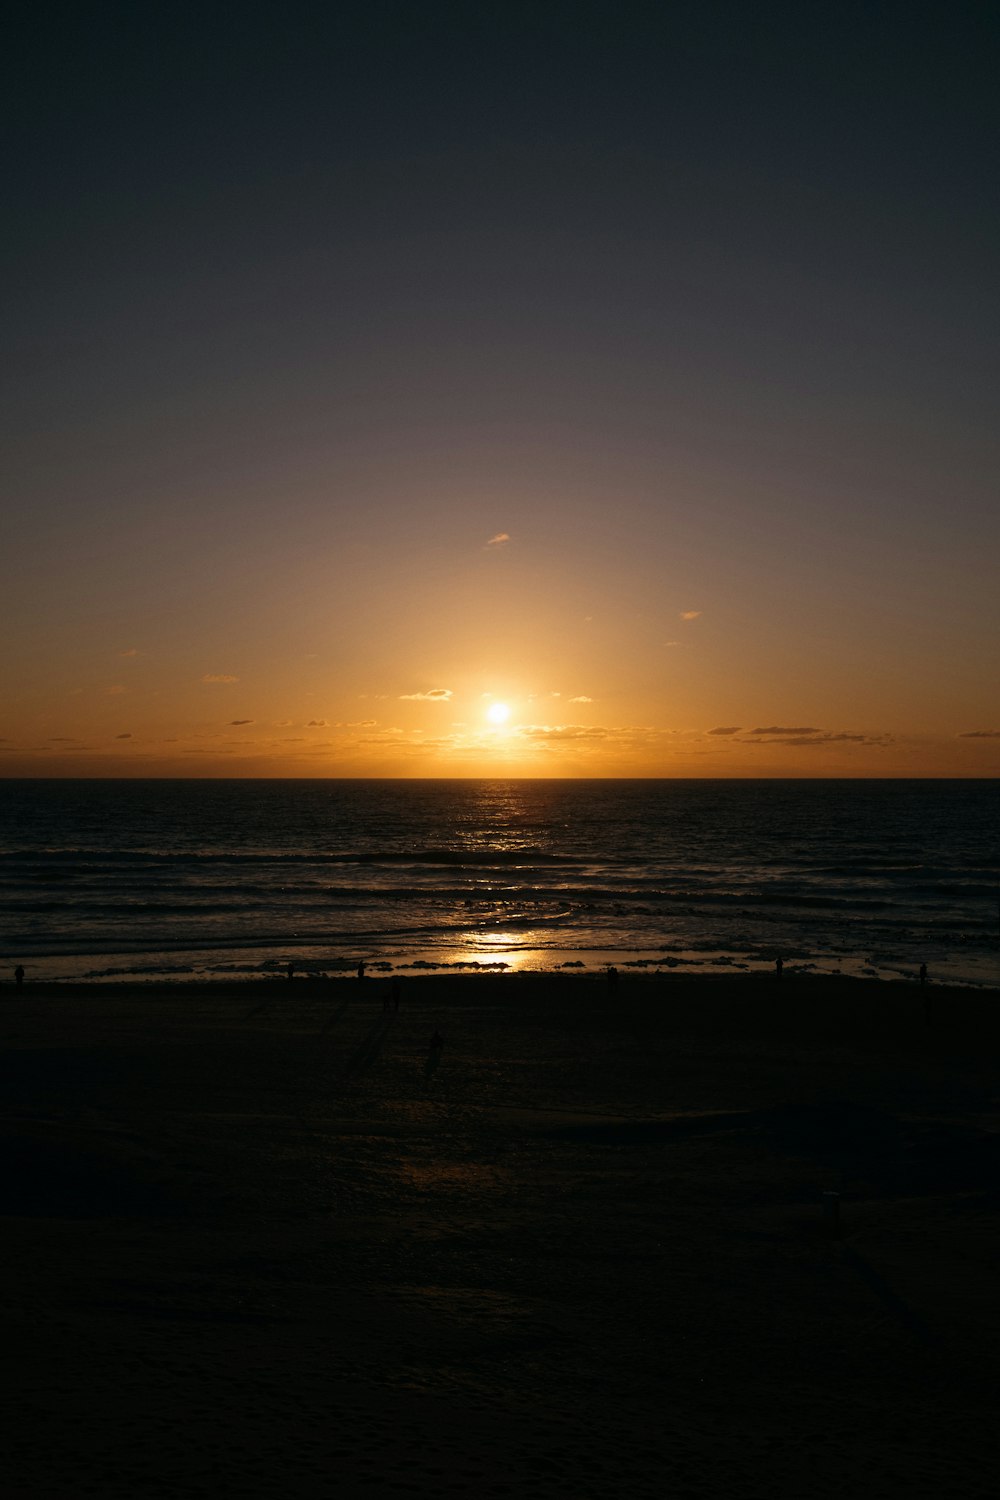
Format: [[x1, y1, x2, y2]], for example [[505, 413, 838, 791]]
[[3, 973, 999, 1497]]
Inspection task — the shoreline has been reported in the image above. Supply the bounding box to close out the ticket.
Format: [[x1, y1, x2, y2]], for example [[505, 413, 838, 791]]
[[7, 964, 999, 993], [8, 943, 1000, 989]]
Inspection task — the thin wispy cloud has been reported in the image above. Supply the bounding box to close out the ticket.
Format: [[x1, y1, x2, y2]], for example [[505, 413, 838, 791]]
[[106, 684, 126, 695], [306, 719, 329, 727], [958, 729, 1000, 738], [486, 532, 510, 547], [779, 733, 893, 747], [115, 733, 132, 739], [119, 649, 139, 658], [707, 726, 741, 735], [229, 719, 254, 725], [745, 729, 892, 747], [202, 673, 238, 683], [517, 724, 610, 742], [750, 726, 820, 736], [679, 610, 701, 621], [400, 688, 452, 701], [568, 695, 593, 703]]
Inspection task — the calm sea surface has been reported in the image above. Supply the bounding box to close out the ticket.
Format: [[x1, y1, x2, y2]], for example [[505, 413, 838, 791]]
[[1, 779, 998, 986]]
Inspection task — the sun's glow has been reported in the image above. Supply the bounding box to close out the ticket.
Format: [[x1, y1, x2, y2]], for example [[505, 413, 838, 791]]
[[486, 701, 510, 725]]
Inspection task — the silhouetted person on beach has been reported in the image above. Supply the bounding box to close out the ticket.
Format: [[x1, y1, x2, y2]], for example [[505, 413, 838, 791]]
[[357, 960, 366, 981], [15, 965, 24, 988], [606, 965, 619, 993], [286, 962, 294, 982], [920, 965, 932, 1025], [775, 955, 783, 980]]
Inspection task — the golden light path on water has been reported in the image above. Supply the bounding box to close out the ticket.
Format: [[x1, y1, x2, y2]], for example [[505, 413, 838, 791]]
[[442, 933, 538, 973]]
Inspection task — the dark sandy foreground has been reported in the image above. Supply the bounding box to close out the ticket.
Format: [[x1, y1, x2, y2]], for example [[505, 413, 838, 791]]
[[2, 973, 999, 1499]]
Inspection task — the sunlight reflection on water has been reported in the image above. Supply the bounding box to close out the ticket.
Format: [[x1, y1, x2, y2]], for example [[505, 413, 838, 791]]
[[440, 934, 536, 972]]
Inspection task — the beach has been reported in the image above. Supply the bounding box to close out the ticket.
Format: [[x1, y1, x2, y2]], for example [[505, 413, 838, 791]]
[[4, 972, 999, 1498]]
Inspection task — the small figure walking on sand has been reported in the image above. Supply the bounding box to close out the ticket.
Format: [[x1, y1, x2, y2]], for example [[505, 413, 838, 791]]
[[606, 965, 619, 993], [919, 962, 927, 984], [15, 965, 25, 988], [775, 955, 783, 980], [286, 961, 294, 982], [357, 959, 366, 981]]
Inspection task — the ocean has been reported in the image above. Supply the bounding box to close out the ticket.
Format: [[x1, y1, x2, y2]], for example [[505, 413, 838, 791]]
[[1, 779, 998, 986]]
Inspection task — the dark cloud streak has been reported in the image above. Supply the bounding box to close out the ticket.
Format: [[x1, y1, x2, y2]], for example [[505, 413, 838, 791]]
[[749, 727, 821, 736]]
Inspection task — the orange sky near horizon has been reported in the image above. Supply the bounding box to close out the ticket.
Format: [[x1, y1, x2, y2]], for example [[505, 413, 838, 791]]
[[3, 514, 997, 778]]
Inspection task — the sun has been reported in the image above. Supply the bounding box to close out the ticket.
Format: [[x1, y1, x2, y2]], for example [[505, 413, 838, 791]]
[[486, 701, 510, 725]]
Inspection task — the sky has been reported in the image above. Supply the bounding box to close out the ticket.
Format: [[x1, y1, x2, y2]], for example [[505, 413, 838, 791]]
[[2, 0, 998, 777]]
